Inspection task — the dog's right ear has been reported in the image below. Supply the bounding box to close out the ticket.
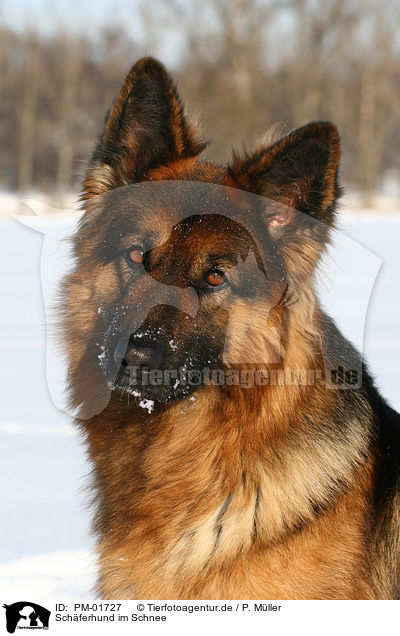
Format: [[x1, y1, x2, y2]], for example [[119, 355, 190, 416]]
[[82, 57, 206, 200]]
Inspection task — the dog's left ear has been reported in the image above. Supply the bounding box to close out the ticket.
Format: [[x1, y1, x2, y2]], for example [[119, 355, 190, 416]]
[[82, 57, 206, 199], [229, 122, 341, 229]]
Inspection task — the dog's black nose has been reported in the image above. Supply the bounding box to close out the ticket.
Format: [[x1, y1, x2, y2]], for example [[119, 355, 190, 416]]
[[124, 343, 164, 369], [114, 335, 164, 370]]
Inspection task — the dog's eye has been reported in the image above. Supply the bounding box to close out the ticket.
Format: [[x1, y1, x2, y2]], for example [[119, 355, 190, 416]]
[[206, 269, 225, 287], [127, 245, 145, 265]]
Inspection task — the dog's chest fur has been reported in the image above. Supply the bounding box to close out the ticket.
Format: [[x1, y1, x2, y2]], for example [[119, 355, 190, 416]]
[[86, 386, 379, 599]]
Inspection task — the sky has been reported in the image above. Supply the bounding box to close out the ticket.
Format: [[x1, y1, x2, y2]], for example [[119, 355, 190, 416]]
[[0, 0, 159, 53], [0, 0, 185, 65], [1, 0, 142, 34]]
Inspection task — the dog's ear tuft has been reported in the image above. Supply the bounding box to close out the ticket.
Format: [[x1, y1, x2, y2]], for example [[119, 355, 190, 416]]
[[82, 57, 206, 199], [229, 122, 341, 226]]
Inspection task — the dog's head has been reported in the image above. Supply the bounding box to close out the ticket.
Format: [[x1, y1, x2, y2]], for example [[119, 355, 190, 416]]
[[61, 57, 340, 416]]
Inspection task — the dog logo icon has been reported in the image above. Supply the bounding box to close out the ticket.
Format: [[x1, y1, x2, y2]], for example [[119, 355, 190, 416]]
[[3, 602, 51, 633]]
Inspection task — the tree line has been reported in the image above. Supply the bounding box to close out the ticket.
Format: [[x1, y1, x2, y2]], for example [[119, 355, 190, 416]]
[[1, 0, 399, 204]]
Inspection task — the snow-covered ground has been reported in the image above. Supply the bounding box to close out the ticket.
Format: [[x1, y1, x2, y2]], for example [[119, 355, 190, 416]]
[[0, 211, 399, 599]]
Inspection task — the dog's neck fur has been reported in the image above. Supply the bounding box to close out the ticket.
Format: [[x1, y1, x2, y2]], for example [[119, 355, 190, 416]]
[[82, 302, 375, 597]]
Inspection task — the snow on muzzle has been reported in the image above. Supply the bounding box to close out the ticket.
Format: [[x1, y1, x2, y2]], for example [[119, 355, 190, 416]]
[[97, 268, 199, 383]]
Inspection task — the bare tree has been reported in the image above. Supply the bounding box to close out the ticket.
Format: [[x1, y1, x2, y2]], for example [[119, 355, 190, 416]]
[[18, 36, 40, 193], [56, 37, 81, 201], [0, 0, 398, 201]]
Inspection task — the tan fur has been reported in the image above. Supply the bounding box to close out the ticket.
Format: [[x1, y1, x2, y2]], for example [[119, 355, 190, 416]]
[[85, 378, 378, 599], [61, 57, 400, 599]]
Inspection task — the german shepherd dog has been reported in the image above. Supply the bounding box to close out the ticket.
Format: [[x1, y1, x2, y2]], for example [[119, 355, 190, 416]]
[[61, 57, 400, 599]]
